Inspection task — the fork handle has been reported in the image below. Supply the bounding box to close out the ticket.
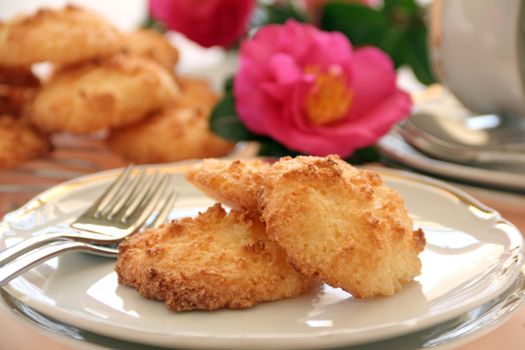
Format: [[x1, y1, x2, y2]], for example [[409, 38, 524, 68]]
[[0, 232, 72, 267], [0, 241, 116, 287]]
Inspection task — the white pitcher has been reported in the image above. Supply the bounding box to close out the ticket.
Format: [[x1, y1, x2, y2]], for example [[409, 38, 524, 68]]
[[430, 0, 525, 117]]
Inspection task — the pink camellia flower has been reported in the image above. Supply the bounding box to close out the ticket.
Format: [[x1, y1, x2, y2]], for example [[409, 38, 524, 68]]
[[234, 20, 411, 157], [149, 0, 256, 48]]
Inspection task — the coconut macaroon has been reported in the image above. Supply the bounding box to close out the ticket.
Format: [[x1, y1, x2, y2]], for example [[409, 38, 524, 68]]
[[116, 204, 314, 311], [0, 5, 123, 67], [0, 115, 50, 169], [186, 159, 270, 212], [175, 77, 219, 111], [0, 66, 40, 87], [31, 55, 180, 134], [0, 66, 41, 116], [259, 155, 425, 298], [122, 29, 179, 72], [107, 77, 233, 163]]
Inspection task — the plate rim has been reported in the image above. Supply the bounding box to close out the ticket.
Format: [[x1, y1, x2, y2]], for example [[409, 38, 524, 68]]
[[378, 130, 525, 191], [1, 271, 524, 350]]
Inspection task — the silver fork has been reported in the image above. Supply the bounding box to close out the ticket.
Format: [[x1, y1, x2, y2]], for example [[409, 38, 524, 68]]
[[0, 190, 177, 286], [0, 166, 177, 268], [1, 236, 117, 286], [0, 190, 176, 286]]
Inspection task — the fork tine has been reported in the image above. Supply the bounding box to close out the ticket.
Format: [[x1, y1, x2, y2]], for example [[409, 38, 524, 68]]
[[125, 174, 171, 226], [147, 189, 178, 229], [103, 169, 146, 218], [120, 171, 160, 219], [91, 165, 133, 216], [151, 189, 178, 227]]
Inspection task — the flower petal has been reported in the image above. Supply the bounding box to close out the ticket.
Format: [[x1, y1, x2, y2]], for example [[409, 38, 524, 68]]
[[304, 31, 353, 70], [234, 77, 277, 134], [269, 88, 412, 157], [347, 46, 397, 119], [150, 0, 255, 48]]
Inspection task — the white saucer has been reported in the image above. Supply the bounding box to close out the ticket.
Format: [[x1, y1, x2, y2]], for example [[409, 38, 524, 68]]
[[1, 268, 523, 350], [379, 130, 525, 192]]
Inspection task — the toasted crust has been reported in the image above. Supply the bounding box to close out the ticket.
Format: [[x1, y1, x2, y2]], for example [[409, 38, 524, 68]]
[[186, 159, 271, 212], [259, 155, 425, 298], [107, 78, 233, 163], [122, 29, 179, 72], [0, 115, 50, 169], [116, 204, 313, 311], [0, 66, 40, 116], [0, 5, 123, 66], [31, 55, 179, 134], [0, 66, 40, 87]]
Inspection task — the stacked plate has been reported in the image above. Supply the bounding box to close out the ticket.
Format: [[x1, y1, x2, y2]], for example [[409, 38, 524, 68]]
[[0, 163, 524, 350], [379, 85, 525, 193], [378, 130, 525, 192]]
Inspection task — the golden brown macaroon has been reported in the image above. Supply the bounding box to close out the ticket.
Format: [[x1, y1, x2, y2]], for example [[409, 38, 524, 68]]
[[116, 204, 313, 311], [0, 66, 40, 116], [0, 115, 50, 169], [259, 155, 425, 298], [174, 77, 220, 112], [122, 29, 179, 72], [31, 55, 180, 134], [0, 5, 123, 67], [0, 66, 40, 86], [0, 85, 37, 117], [107, 78, 233, 163], [106, 106, 234, 163], [186, 158, 270, 212]]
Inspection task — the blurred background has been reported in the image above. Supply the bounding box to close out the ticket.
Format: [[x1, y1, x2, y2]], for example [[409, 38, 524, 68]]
[[1, 0, 524, 214]]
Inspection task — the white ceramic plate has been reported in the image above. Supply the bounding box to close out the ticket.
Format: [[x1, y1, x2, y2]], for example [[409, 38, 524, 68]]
[[378, 127, 525, 192], [0, 163, 523, 349], [2, 271, 524, 350]]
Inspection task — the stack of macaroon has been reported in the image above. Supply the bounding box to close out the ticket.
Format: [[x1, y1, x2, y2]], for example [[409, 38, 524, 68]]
[[116, 155, 426, 312], [0, 5, 233, 169]]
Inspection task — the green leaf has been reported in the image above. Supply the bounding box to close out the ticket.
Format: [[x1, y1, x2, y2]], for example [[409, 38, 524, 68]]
[[253, 1, 309, 27], [257, 138, 301, 157], [383, 0, 419, 15], [376, 27, 406, 67], [224, 76, 235, 93], [257, 141, 380, 164], [210, 92, 256, 141], [141, 16, 166, 33], [345, 146, 380, 164], [268, 3, 309, 24], [401, 28, 436, 84], [322, 3, 406, 68], [321, 0, 434, 85], [322, 3, 390, 46]]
